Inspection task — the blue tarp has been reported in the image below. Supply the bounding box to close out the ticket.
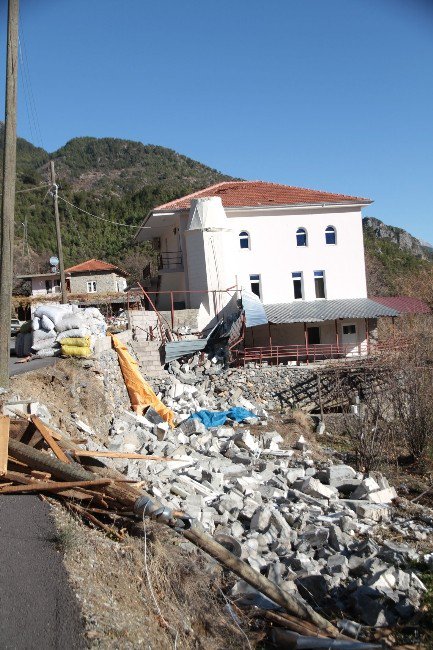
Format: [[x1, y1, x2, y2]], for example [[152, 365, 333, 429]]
[[189, 407, 256, 429]]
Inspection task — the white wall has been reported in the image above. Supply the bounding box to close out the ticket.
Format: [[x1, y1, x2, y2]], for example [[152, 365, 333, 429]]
[[226, 206, 367, 304], [146, 201, 368, 308], [31, 277, 61, 296], [245, 318, 368, 354]]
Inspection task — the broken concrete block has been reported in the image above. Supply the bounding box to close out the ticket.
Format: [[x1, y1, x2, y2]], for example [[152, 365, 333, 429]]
[[250, 506, 272, 533], [177, 418, 207, 436], [293, 435, 308, 451], [301, 477, 338, 501], [355, 502, 390, 522], [234, 430, 260, 453], [285, 467, 306, 484], [368, 487, 397, 504], [351, 476, 380, 500], [326, 464, 357, 484]]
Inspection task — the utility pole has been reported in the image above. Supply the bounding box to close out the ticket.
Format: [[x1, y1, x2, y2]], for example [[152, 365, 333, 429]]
[[0, 0, 19, 389], [50, 161, 67, 304]]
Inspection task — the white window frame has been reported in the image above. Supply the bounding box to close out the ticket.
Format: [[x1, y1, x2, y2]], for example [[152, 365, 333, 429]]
[[292, 271, 304, 300], [239, 230, 250, 250], [87, 281, 97, 293], [249, 274, 261, 299], [325, 225, 337, 245], [296, 227, 308, 247], [314, 270, 326, 299]]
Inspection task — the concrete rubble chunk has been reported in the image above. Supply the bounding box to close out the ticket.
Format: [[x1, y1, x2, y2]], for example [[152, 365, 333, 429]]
[[368, 487, 397, 504], [293, 435, 308, 451], [250, 506, 272, 532], [355, 502, 391, 522], [301, 477, 338, 500], [351, 476, 381, 500]]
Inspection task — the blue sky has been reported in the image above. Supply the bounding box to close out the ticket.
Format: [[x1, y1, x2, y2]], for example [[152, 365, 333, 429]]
[[1, 0, 433, 241]]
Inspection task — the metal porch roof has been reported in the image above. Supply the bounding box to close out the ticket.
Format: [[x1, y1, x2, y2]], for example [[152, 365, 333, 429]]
[[264, 298, 399, 324]]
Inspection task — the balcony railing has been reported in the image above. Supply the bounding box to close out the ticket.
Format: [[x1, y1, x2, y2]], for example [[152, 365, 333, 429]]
[[158, 251, 183, 271], [232, 339, 409, 367]]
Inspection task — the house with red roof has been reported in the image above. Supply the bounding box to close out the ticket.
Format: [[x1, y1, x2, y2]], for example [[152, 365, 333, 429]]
[[18, 259, 129, 297], [134, 180, 428, 361]]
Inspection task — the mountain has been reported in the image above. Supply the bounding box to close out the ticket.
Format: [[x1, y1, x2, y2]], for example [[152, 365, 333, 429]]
[[362, 216, 433, 298], [0, 132, 233, 278]]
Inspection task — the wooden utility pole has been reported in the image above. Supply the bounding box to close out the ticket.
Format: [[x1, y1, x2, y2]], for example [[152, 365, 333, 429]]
[[50, 161, 67, 304], [0, 0, 19, 389]]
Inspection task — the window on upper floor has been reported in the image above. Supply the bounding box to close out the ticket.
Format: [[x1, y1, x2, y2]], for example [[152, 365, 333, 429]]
[[249, 274, 261, 298], [292, 272, 304, 300], [239, 231, 250, 249], [314, 270, 326, 298], [325, 225, 336, 245], [296, 227, 307, 247], [87, 281, 97, 293]]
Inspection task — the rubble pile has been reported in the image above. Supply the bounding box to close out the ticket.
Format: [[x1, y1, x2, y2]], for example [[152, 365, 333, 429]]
[[105, 402, 431, 628]]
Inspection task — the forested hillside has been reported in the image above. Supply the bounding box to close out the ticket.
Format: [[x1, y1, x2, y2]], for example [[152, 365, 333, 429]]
[[3, 127, 433, 301], [1, 128, 232, 277]]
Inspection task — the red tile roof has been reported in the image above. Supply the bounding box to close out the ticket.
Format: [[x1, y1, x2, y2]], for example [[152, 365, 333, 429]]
[[372, 296, 431, 315], [153, 181, 371, 212], [65, 259, 129, 276]]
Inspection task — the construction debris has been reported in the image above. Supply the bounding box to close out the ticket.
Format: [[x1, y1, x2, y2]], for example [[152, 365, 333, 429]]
[[2, 347, 432, 647]]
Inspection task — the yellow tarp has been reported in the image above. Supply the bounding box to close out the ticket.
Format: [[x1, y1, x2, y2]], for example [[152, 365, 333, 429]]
[[60, 336, 91, 348], [111, 334, 175, 428], [61, 345, 92, 358]]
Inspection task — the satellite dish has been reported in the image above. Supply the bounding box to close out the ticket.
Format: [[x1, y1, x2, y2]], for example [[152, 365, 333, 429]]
[[49, 256, 59, 266]]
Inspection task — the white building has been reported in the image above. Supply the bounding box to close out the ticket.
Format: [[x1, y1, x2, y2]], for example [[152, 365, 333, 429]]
[[135, 181, 399, 361]]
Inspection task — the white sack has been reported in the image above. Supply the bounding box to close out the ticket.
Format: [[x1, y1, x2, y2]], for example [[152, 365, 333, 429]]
[[56, 327, 90, 341], [34, 304, 73, 327], [31, 317, 40, 331], [56, 315, 85, 333], [32, 329, 56, 344], [34, 346, 61, 358], [40, 315, 55, 332]]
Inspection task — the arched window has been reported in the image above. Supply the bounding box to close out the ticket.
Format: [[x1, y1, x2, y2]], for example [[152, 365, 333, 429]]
[[239, 231, 250, 249], [296, 227, 307, 247], [325, 225, 336, 245]]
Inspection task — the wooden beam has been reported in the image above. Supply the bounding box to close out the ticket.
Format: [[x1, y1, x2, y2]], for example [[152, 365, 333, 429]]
[[0, 416, 10, 474], [0, 478, 112, 494], [71, 450, 177, 461], [30, 416, 71, 464]]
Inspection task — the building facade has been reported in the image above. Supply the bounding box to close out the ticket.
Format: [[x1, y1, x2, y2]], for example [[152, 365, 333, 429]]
[[136, 181, 400, 357]]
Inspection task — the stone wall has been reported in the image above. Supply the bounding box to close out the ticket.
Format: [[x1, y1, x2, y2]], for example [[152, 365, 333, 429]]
[[69, 271, 125, 294]]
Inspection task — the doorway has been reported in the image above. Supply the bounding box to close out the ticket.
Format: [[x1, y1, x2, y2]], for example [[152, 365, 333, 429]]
[[342, 323, 358, 356], [307, 326, 321, 345]]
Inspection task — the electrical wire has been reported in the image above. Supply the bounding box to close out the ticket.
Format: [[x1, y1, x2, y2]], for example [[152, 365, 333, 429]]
[[57, 194, 149, 230], [0, 183, 51, 197], [18, 25, 44, 150]]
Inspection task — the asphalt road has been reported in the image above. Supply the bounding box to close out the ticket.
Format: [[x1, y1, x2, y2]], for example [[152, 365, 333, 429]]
[[9, 337, 57, 377], [0, 495, 85, 649]]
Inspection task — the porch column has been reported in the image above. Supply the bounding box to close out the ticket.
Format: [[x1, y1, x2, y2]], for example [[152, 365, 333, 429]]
[[304, 322, 309, 364], [365, 318, 369, 355], [334, 320, 339, 353], [268, 322, 272, 347]]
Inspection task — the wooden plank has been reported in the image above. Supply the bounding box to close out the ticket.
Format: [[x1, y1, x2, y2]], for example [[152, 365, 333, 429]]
[[71, 450, 176, 461], [30, 416, 71, 464], [0, 416, 10, 474], [0, 477, 112, 494]]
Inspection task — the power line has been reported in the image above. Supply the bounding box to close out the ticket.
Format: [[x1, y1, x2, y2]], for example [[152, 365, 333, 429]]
[[57, 194, 149, 230], [0, 183, 50, 196], [18, 24, 44, 150]]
